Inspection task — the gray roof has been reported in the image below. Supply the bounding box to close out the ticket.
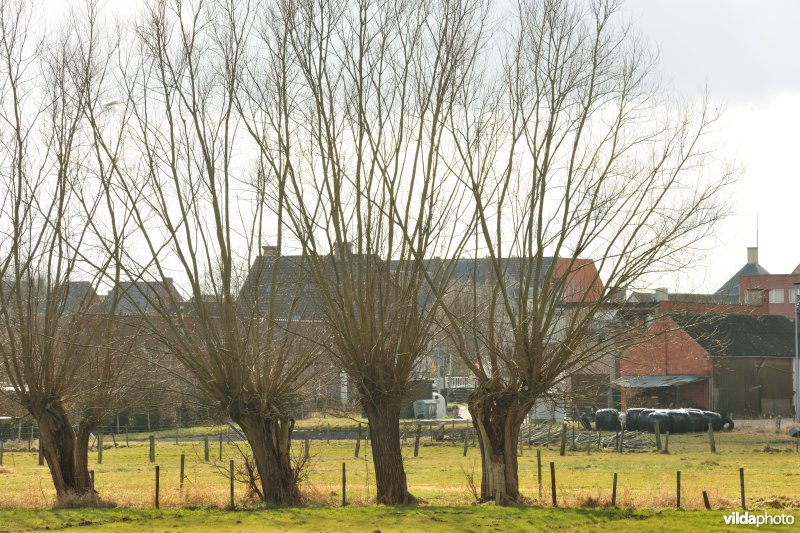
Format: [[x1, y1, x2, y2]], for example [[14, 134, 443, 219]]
[[715, 262, 769, 296], [105, 280, 183, 315], [669, 313, 795, 358]]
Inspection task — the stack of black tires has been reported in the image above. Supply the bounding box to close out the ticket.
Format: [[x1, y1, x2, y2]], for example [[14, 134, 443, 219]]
[[581, 408, 734, 433]]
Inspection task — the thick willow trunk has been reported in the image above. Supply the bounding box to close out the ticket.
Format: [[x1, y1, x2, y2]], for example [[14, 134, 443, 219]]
[[31, 400, 92, 499], [234, 413, 300, 505], [361, 392, 409, 505], [468, 388, 532, 504]]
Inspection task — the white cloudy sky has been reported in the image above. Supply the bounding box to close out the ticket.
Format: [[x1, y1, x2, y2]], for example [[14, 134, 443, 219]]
[[620, 1, 800, 292], [40, 0, 800, 293]]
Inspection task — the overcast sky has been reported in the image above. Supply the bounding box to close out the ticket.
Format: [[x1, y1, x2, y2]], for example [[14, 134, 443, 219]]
[[620, 1, 800, 293], [40, 0, 800, 293]]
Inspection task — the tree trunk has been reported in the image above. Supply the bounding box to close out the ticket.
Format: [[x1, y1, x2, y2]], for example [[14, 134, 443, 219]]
[[31, 400, 92, 499], [361, 391, 409, 505], [234, 412, 300, 505], [468, 387, 532, 504]]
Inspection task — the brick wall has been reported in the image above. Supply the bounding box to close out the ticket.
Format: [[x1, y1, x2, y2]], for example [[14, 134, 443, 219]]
[[619, 315, 712, 409]]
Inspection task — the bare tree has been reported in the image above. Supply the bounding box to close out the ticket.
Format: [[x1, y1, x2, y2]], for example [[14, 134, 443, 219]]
[[241, 0, 488, 504], [0, 0, 143, 500], [439, 0, 734, 502], [85, 0, 322, 505]]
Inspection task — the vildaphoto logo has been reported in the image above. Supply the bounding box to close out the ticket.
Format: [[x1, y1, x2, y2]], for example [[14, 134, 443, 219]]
[[723, 511, 795, 527]]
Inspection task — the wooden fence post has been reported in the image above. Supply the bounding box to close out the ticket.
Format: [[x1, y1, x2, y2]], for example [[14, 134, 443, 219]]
[[154, 465, 160, 509], [463, 431, 468, 457], [654, 421, 662, 451], [180, 453, 185, 491], [341, 462, 347, 506], [536, 449, 542, 499], [90, 470, 95, 500], [219, 432, 223, 460], [354, 423, 362, 458], [97, 434, 103, 464], [204, 436, 210, 462], [550, 462, 557, 507], [702, 490, 711, 510], [304, 437, 310, 460], [662, 431, 670, 454], [38, 439, 43, 466], [676, 471, 681, 508], [149, 435, 155, 463], [611, 473, 618, 507], [559, 423, 567, 456], [414, 425, 421, 458], [229, 460, 235, 509], [708, 425, 716, 453], [739, 467, 746, 510], [0, 440, 4, 466], [570, 426, 576, 451], [125, 425, 129, 447]]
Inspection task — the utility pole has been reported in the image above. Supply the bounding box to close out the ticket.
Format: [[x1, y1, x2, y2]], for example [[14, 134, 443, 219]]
[[795, 301, 800, 423]]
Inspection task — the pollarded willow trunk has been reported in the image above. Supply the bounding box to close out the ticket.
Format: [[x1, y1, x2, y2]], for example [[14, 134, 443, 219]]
[[361, 392, 409, 505], [234, 412, 300, 505], [31, 399, 92, 499], [468, 387, 534, 504]]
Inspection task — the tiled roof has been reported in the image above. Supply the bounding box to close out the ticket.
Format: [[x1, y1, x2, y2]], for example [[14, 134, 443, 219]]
[[667, 312, 794, 358]]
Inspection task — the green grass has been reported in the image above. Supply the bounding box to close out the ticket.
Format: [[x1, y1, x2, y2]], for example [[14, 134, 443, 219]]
[[1, 424, 799, 530], [0, 506, 775, 532]]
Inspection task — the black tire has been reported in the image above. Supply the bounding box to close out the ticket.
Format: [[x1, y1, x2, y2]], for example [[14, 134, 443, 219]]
[[721, 418, 734, 431]]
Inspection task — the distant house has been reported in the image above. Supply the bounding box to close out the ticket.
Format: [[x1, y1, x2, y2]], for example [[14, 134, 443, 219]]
[[715, 246, 770, 298], [104, 279, 183, 315], [59, 281, 99, 313], [705, 245, 800, 319], [619, 312, 796, 417]]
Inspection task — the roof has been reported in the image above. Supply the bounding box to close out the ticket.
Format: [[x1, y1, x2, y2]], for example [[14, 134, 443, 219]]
[[614, 375, 707, 388], [715, 262, 769, 296], [668, 312, 795, 358], [105, 280, 183, 315], [626, 291, 738, 305]]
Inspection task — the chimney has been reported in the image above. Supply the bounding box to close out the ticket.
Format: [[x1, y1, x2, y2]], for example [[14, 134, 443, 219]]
[[654, 288, 669, 302], [747, 246, 758, 264], [261, 245, 279, 257]]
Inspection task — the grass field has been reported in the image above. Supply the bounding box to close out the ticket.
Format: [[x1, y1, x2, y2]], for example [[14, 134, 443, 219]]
[[0, 506, 770, 532], [0, 423, 798, 531]]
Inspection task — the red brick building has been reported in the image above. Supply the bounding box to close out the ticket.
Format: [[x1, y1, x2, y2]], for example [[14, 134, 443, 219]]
[[619, 313, 795, 416], [713, 246, 800, 320]]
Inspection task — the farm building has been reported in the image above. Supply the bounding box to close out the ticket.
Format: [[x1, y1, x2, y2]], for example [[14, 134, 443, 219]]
[[619, 312, 796, 417]]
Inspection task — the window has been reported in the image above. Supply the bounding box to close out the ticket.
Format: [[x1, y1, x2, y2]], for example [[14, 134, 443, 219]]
[[745, 290, 761, 305], [769, 289, 785, 304], [790, 288, 800, 304]]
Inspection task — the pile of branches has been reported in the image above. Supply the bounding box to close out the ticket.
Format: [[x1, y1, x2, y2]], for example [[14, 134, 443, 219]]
[[520, 423, 656, 450]]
